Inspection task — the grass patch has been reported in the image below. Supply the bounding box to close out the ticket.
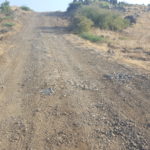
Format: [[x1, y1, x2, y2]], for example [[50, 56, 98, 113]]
[[80, 32, 106, 43], [20, 6, 31, 11], [2, 22, 15, 27]]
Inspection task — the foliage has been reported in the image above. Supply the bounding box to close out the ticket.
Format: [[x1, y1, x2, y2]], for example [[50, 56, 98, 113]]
[[110, 0, 117, 5], [80, 32, 106, 42], [67, 1, 83, 12], [20, 6, 31, 11], [67, 0, 120, 13], [68, 0, 130, 42], [70, 15, 94, 33], [98, 1, 111, 9], [108, 16, 130, 30], [2, 22, 15, 27], [0, 1, 12, 16], [76, 5, 130, 31]]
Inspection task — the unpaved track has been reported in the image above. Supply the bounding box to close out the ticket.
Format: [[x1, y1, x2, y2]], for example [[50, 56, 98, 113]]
[[0, 12, 149, 150]]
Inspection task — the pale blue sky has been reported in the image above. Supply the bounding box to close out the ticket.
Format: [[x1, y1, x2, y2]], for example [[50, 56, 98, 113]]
[[0, 0, 149, 12]]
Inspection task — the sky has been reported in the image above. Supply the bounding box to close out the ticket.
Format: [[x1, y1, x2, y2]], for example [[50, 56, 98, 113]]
[[0, 0, 149, 12]]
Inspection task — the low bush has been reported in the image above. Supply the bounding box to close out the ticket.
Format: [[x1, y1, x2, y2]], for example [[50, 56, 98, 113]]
[[20, 6, 31, 11], [70, 15, 93, 33], [2, 22, 15, 27], [68, 1, 131, 42], [76, 5, 130, 31], [80, 32, 106, 43], [98, 1, 111, 9], [108, 16, 130, 30]]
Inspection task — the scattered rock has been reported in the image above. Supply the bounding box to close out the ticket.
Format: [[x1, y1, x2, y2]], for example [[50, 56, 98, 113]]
[[146, 123, 150, 128], [125, 15, 137, 24], [104, 73, 133, 83], [46, 131, 73, 147], [67, 80, 99, 91], [40, 88, 54, 96]]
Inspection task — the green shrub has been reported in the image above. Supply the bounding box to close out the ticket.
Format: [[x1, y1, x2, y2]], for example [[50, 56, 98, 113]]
[[110, 0, 118, 5], [80, 32, 106, 43], [98, 1, 111, 9], [2, 22, 15, 27], [109, 17, 130, 31], [0, 1, 12, 16], [76, 5, 130, 31], [67, 1, 83, 12], [71, 15, 93, 33], [20, 6, 31, 11], [76, 6, 102, 26]]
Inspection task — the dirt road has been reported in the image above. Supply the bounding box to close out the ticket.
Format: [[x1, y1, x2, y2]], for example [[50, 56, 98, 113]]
[[0, 12, 149, 150]]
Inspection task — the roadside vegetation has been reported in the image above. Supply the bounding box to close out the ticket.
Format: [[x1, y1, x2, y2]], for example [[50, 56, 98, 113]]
[[67, 0, 131, 43], [0, 1, 16, 37], [2, 22, 15, 28], [20, 6, 31, 11], [80, 32, 107, 43], [0, 0, 12, 16]]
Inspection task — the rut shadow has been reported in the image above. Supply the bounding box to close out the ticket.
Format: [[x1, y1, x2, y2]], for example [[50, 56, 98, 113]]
[[37, 26, 69, 35]]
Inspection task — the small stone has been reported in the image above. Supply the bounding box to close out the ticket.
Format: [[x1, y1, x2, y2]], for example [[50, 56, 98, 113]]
[[40, 88, 54, 96]]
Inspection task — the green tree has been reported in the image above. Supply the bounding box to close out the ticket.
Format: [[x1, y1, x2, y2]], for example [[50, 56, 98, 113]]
[[84, 0, 93, 5], [110, 0, 117, 5], [0, 0, 12, 16], [67, 1, 83, 12]]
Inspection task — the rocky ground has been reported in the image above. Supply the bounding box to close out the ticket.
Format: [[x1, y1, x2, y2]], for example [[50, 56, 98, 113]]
[[0, 10, 149, 150]]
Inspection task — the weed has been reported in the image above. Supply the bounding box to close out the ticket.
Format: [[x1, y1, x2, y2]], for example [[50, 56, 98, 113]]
[[80, 32, 106, 43], [20, 6, 31, 11], [2, 22, 15, 27]]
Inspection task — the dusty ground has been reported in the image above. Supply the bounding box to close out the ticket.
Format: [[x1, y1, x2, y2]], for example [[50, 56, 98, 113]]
[[0, 12, 149, 150]]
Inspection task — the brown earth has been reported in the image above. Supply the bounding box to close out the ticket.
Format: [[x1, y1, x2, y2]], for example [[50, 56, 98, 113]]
[[0, 11, 149, 150]]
